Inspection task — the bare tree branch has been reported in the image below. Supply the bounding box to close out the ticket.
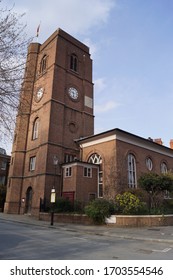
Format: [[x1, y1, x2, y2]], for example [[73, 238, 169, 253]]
[[0, 0, 32, 143]]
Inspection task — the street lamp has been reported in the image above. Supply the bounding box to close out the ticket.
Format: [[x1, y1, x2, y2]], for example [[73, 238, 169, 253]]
[[53, 155, 58, 188], [50, 155, 58, 226], [53, 155, 59, 166], [50, 187, 56, 226]]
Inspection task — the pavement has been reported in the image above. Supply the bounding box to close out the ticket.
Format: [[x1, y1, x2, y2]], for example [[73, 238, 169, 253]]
[[0, 212, 173, 244]]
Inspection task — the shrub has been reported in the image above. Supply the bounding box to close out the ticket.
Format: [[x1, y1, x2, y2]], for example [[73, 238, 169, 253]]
[[126, 188, 149, 204], [84, 199, 116, 224], [73, 200, 84, 213], [163, 199, 173, 214], [48, 198, 84, 214], [115, 192, 146, 215], [53, 198, 74, 213]]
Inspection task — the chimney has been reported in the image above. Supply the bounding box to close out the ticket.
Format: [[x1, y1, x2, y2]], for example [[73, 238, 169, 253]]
[[154, 138, 163, 145], [170, 139, 173, 149]]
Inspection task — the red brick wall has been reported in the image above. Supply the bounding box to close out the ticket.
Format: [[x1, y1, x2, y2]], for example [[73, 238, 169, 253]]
[[80, 130, 173, 198], [62, 163, 98, 205]]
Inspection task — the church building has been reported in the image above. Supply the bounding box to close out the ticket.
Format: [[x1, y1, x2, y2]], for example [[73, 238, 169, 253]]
[[4, 29, 173, 216]]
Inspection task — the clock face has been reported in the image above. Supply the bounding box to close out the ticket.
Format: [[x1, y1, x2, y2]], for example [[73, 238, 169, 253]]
[[36, 87, 44, 102], [68, 87, 78, 100]]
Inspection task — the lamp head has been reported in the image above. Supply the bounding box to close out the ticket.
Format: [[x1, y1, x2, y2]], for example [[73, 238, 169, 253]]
[[53, 155, 58, 166]]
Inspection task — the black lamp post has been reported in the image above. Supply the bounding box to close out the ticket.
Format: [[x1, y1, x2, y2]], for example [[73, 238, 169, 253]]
[[50, 155, 58, 226], [50, 187, 56, 226], [53, 155, 59, 186]]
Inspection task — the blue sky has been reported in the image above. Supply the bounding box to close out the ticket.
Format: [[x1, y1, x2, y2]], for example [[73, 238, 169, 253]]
[[1, 0, 173, 153]]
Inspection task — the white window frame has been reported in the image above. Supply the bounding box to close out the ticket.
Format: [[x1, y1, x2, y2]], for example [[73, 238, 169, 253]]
[[1, 161, 7, 170], [128, 153, 137, 188], [65, 166, 72, 177], [161, 162, 168, 174], [40, 55, 47, 73], [29, 156, 36, 171], [84, 167, 92, 178], [64, 154, 76, 163], [88, 153, 103, 197], [161, 162, 169, 198], [33, 118, 39, 140], [146, 157, 153, 171]]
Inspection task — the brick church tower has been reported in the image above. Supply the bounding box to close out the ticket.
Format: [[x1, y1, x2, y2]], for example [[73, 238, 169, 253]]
[[4, 29, 94, 216]]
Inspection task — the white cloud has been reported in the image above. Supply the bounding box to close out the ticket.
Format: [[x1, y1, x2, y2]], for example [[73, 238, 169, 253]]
[[95, 100, 119, 113], [94, 77, 107, 94], [83, 38, 97, 58], [6, 0, 115, 42], [94, 77, 121, 114]]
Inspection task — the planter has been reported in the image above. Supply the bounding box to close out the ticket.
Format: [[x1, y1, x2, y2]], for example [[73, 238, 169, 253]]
[[39, 212, 173, 227]]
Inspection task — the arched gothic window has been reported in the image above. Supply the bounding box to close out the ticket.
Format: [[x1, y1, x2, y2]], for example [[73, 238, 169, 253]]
[[161, 162, 168, 174], [32, 118, 39, 140], [161, 162, 169, 198], [70, 54, 78, 72], [40, 55, 47, 73], [88, 153, 103, 197], [127, 153, 137, 188]]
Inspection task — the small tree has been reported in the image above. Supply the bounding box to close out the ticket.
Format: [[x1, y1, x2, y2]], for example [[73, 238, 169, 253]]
[[138, 172, 173, 212], [159, 173, 173, 193]]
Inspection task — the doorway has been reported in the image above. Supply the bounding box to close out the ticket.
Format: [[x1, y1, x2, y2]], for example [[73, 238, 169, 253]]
[[25, 187, 33, 214]]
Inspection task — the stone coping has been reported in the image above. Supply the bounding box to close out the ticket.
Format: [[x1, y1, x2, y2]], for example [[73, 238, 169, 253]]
[[106, 214, 173, 227]]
